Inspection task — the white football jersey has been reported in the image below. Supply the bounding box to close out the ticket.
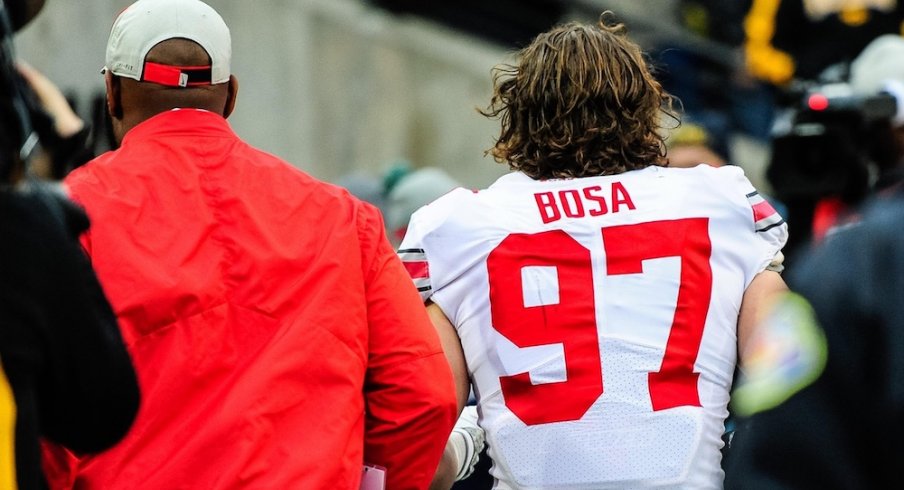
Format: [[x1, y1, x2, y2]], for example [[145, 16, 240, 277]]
[[399, 165, 787, 489]]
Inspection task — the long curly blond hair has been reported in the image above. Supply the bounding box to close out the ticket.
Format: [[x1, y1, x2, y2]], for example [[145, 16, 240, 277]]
[[481, 12, 677, 179]]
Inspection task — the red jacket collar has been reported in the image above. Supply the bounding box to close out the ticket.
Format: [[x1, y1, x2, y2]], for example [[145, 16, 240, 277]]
[[121, 109, 233, 146]]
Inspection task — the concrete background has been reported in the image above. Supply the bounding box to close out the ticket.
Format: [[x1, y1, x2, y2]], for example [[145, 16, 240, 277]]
[[15, 0, 513, 188]]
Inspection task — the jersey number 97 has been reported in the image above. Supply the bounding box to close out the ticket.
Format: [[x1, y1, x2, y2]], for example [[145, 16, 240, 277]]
[[487, 218, 712, 425]]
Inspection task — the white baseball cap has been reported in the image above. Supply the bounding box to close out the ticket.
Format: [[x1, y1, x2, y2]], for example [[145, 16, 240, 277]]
[[104, 0, 231, 87], [850, 34, 904, 126]]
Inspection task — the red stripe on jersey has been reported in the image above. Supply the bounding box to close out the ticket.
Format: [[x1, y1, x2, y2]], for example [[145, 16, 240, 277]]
[[403, 260, 429, 280], [752, 200, 777, 223]]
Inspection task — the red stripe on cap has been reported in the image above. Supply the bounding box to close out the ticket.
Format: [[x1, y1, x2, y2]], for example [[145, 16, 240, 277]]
[[403, 261, 429, 280], [752, 200, 777, 222], [142, 62, 212, 87], [143, 62, 184, 86]]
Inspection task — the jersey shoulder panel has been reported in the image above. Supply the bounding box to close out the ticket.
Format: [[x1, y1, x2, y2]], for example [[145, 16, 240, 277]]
[[703, 165, 789, 273], [398, 187, 476, 302], [411, 187, 476, 230]]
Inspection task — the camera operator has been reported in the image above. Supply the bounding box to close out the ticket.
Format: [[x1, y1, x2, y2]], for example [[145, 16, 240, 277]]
[[765, 34, 904, 261], [0, 1, 138, 488], [722, 35, 904, 489], [723, 185, 904, 489]]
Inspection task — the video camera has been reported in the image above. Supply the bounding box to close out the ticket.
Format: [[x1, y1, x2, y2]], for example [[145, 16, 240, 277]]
[[767, 77, 898, 204], [0, 0, 36, 180], [0, 0, 68, 182]]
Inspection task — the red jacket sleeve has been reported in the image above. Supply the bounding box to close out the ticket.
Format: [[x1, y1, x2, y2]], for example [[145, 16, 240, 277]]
[[358, 205, 457, 490]]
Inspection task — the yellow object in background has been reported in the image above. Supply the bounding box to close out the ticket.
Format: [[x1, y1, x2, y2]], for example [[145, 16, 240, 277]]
[[0, 360, 17, 490], [745, 0, 797, 85]]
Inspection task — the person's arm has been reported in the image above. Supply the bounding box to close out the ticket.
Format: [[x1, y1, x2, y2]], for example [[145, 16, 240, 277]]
[[16, 62, 92, 180], [361, 208, 457, 490], [426, 302, 469, 413], [16, 62, 84, 138], [430, 443, 460, 490], [737, 269, 788, 367], [425, 303, 480, 490], [430, 405, 485, 490]]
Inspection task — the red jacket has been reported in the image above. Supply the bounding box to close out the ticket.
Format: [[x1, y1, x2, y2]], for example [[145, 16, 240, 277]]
[[45, 109, 456, 489]]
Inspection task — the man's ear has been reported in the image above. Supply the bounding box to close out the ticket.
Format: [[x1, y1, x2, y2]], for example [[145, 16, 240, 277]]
[[105, 71, 123, 120], [223, 75, 238, 118]]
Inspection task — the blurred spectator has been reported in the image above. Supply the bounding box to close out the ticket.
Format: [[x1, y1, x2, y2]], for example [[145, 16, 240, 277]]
[[335, 169, 386, 213], [384, 164, 461, 246], [679, 0, 751, 47], [1, 1, 139, 488], [666, 120, 728, 168], [744, 0, 904, 87], [724, 185, 904, 489], [654, 0, 776, 146], [42, 0, 456, 489]]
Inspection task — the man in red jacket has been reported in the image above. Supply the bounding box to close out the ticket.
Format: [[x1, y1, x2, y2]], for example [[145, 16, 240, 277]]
[[41, 0, 457, 488]]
